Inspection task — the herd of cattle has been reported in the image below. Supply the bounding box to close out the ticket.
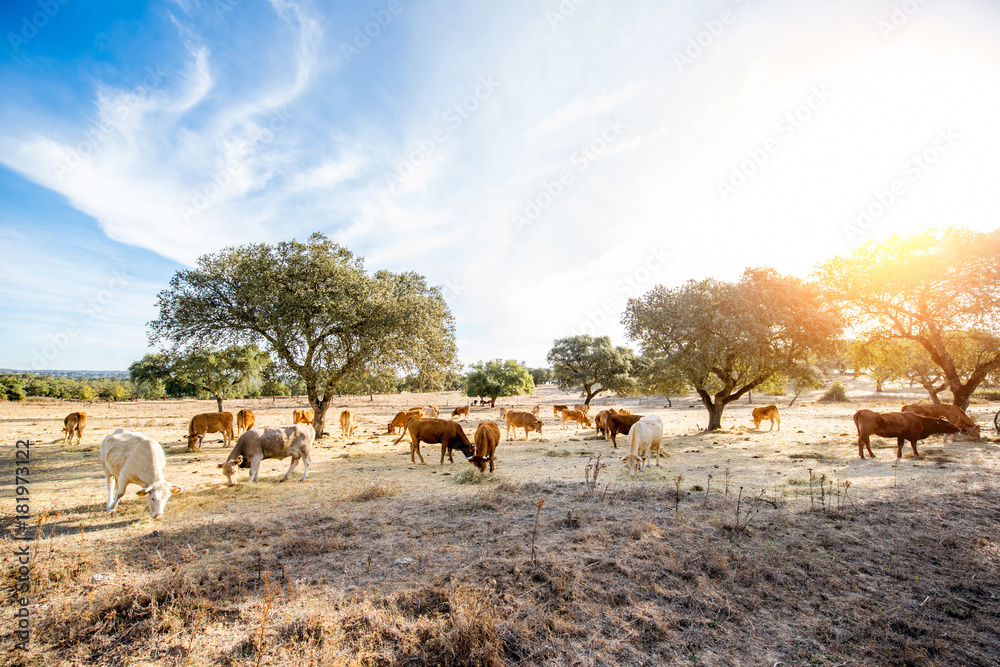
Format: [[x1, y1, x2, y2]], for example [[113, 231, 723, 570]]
[[54, 399, 985, 521]]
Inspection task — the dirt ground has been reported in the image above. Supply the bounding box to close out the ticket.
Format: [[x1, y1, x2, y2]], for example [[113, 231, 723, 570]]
[[2, 377, 999, 666]]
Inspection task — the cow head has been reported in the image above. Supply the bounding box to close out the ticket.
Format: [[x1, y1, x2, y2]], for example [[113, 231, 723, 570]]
[[621, 454, 642, 477], [964, 423, 982, 439], [136, 481, 182, 519], [936, 417, 961, 435], [468, 455, 491, 471], [217, 455, 244, 486]]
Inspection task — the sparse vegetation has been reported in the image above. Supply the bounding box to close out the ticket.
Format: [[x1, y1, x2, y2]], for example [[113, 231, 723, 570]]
[[819, 380, 849, 402]]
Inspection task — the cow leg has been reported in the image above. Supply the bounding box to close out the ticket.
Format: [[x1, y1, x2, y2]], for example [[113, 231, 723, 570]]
[[110, 479, 128, 513], [775, 415, 781, 432], [300, 455, 310, 481], [769, 419, 774, 432], [281, 456, 299, 481], [105, 474, 117, 512], [909, 438, 920, 457], [896, 437, 906, 459], [411, 436, 426, 465], [249, 455, 263, 482], [440, 442, 447, 465]]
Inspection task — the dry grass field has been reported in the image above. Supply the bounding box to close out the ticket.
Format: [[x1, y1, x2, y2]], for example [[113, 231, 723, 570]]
[[2, 379, 1000, 666]]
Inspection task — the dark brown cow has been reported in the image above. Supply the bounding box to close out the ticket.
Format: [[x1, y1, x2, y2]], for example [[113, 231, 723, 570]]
[[470, 420, 502, 472], [393, 418, 475, 465], [902, 404, 980, 441], [604, 412, 642, 448], [854, 409, 960, 459]]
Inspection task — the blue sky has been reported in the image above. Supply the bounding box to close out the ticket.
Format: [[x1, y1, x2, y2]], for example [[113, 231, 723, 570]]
[[3, 0, 1000, 371]]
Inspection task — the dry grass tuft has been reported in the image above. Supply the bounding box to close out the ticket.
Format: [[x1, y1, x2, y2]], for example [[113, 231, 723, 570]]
[[451, 468, 499, 485], [346, 478, 399, 501]]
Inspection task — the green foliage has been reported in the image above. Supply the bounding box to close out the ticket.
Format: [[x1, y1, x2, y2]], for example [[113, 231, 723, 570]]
[[819, 381, 848, 402], [816, 227, 1000, 409], [847, 335, 981, 403], [529, 367, 553, 386], [130, 345, 268, 407], [464, 359, 534, 406], [149, 233, 457, 434], [547, 335, 638, 404], [0, 374, 26, 401], [624, 268, 842, 429], [77, 384, 95, 401]]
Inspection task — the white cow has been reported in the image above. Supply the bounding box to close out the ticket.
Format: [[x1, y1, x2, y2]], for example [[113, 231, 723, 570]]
[[622, 415, 664, 476], [100, 429, 182, 519]]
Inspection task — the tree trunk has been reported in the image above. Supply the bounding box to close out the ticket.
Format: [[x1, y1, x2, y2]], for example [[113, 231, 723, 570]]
[[310, 396, 332, 440], [665, 396, 672, 408], [215, 396, 224, 412], [952, 385, 974, 411], [922, 382, 947, 404], [875, 379, 883, 393], [747, 392, 752, 404], [707, 402, 725, 431], [489, 396, 497, 407], [789, 389, 802, 407]]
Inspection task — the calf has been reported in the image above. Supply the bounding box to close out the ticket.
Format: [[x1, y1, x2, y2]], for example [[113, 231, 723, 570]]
[[340, 409, 357, 437], [902, 403, 980, 442], [604, 412, 642, 448], [854, 409, 960, 459], [470, 420, 502, 472], [63, 411, 87, 445], [101, 429, 182, 519], [552, 404, 569, 416], [236, 409, 255, 435], [187, 412, 235, 451], [292, 409, 314, 425], [751, 405, 780, 431], [452, 405, 471, 419], [505, 411, 544, 441], [218, 425, 314, 485], [560, 409, 592, 429], [393, 418, 475, 465]]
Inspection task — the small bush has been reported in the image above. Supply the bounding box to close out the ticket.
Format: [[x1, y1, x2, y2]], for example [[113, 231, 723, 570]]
[[451, 468, 498, 485], [818, 381, 848, 402]]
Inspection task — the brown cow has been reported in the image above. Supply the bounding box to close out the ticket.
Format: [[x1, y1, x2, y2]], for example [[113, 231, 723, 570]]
[[532, 405, 541, 416], [187, 412, 235, 451], [573, 403, 590, 414], [552, 404, 569, 416], [292, 409, 315, 425], [408, 407, 427, 418], [751, 405, 780, 431], [63, 411, 87, 445], [393, 418, 475, 465], [236, 409, 255, 435], [854, 409, 960, 459], [902, 404, 980, 441], [388, 410, 420, 434], [505, 411, 544, 441], [452, 405, 470, 419], [604, 412, 642, 448], [339, 410, 357, 437], [615, 408, 633, 415], [595, 409, 613, 438], [470, 420, 502, 472], [426, 405, 441, 417], [560, 409, 592, 429]]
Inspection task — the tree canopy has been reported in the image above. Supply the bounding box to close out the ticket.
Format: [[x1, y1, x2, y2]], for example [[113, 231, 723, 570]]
[[624, 268, 841, 430], [816, 228, 1000, 409], [547, 335, 638, 404], [464, 359, 534, 407], [149, 234, 458, 436]]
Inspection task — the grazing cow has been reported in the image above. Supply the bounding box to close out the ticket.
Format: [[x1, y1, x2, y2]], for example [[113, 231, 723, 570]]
[[532, 405, 540, 416], [408, 407, 427, 418], [292, 409, 315, 425], [187, 412, 235, 451], [853, 409, 960, 459], [552, 404, 569, 416], [470, 420, 502, 472], [604, 412, 642, 448], [505, 411, 544, 441], [218, 425, 314, 485], [393, 418, 475, 465], [388, 410, 419, 434], [902, 404, 980, 441], [751, 405, 781, 431], [560, 409, 592, 429], [100, 429, 182, 519], [452, 405, 471, 419], [498, 407, 509, 419], [236, 409, 255, 436], [622, 417, 664, 476], [573, 404, 590, 414], [340, 410, 357, 437], [62, 411, 87, 445], [595, 409, 613, 438]]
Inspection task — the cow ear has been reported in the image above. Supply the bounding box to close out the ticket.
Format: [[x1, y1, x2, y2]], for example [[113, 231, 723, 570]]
[[235, 455, 244, 464], [136, 486, 151, 497], [170, 485, 183, 494]]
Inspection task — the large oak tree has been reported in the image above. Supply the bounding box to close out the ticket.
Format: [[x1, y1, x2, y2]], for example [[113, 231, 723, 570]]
[[149, 234, 457, 437], [547, 335, 638, 405], [816, 228, 1000, 410], [464, 359, 534, 407], [623, 268, 841, 430]]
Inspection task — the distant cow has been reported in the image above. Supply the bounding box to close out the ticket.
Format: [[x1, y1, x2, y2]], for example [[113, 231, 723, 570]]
[[388, 410, 419, 434], [902, 404, 980, 441], [595, 409, 613, 438], [604, 412, 642, 448], [292, 409, 314, 425], [552, 404, 569, 416], [393, 418, 475, 465], [63, 411, 87, 445], [532, 405, 540, 416], [505, 411, 544, 441], [408, 407, 427, 418], [218, 425, 314, 485], [573, 404, 590, 414], [101, 429, 182, 519], [426, 405, 441, 417], [236, 409, 255, 435], [187, 412, 235, 451], [452, 405, 471, 419], [470, 420, 502, 472], [560, 409, 592, 429], [340, 410, 357, 437], [751, 405, 780, 431], [853, 409, 960, 459]]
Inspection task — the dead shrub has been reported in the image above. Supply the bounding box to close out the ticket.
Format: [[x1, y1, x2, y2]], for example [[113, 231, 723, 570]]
[[347, 479, 399, 502]]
